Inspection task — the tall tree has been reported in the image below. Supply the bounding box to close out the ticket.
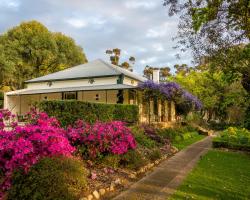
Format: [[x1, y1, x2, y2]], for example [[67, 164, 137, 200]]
[[105, 48, 135, 69], [172, 69, 248, 123], [164, 0, 250, 93], [143, 66, 171, 80], [0, 21, 87, 90]]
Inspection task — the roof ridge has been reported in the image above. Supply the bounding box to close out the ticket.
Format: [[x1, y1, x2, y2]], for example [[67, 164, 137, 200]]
[[98, 59, 123, 75]]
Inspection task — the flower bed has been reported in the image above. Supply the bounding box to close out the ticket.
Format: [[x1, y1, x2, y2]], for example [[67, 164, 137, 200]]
[[66, 120, 137, 158], [0, 109, 140, 200], [0, 108, 181, 200], [213, 127, 250, 151], [0, 109, 75, 199]]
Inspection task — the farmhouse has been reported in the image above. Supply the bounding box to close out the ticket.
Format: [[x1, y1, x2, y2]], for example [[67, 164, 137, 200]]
[[4, 59, 176, 123]]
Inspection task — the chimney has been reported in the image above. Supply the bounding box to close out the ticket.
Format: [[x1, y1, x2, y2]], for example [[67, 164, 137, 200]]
[[152, 68, 160, 83]]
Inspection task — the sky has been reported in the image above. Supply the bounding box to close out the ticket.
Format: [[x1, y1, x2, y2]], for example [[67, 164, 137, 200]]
[[0, 0, 192, 74]]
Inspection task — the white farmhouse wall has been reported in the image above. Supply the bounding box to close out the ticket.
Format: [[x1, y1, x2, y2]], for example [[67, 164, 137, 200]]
[[123, 77, 138, 86]]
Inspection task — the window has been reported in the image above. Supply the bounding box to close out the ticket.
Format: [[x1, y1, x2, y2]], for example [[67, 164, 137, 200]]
[[95, 94, 99, 101], [117, 75, 124, 84], [62, 92, 77, 100]]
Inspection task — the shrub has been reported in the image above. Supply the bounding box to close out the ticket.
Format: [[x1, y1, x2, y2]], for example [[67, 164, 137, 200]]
[[66, 120, 136, 159], [0, 109, 75, 198], [100, 154, 121, 169], [148, 149, 162, 161], [130, 126, 156, 148], [8, 156, 88, 200], [174, 135, 182, 142], [39, 100, 139, 126], [182, 132, 191, 140], [0, 92, 3, 100], [140, 124, 166, 144], [158, 128, 179, 141], [0, 92, 3, 108], [213, 127, 250, 151], [120, 150, 148, 170]]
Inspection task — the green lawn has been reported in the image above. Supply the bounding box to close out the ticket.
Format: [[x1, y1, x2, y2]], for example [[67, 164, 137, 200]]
[[170, 150, 250, 200], [173, 135, 206, 150]]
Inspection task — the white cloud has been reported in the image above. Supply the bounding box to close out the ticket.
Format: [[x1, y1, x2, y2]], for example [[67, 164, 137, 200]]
[[153, 43, 164, 51], [146, 22, 177, 38], [124, 0, 157, 10], [65, 18, 88, 28], [140, 57, 158, 65], [65, 15, 106, 29], [0, 0, 20, 9]]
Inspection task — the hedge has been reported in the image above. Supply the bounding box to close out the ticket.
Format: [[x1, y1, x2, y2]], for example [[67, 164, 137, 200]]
[[212, 139, 250, 152], [39, 100, 139, 126], [0, 92, 3, 109]]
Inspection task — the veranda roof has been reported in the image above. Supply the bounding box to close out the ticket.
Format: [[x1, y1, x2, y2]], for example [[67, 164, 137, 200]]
[[26, 59, 146, 83], [6, 84, 137, 96]]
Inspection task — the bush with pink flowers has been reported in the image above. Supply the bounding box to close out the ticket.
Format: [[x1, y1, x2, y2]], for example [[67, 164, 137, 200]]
[[66, 120, 137, 159], [0, 109, 75, 199]]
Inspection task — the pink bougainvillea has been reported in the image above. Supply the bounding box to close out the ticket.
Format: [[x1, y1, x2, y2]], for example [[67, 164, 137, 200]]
[[67, 120, 136, 158], [0, 109, 75, 199]]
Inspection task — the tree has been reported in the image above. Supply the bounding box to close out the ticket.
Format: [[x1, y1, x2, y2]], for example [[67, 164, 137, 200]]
[[0, 21, 87, 90], [164, 0, 250, 93], [172, 69, 248, 123], [105, 48, 135, 70], [143, 66, 171, 80]]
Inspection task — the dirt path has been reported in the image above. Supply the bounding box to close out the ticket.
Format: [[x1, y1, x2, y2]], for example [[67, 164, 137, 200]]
[[112, 136, 212, 200]]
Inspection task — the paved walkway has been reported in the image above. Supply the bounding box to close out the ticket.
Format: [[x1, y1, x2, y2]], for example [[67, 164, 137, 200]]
[[113, 136, 212, 200]]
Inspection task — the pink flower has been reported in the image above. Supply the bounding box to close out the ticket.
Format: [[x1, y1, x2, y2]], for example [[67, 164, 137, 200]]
[[66, 120, 137, 158], [0, 109, 75, 199]]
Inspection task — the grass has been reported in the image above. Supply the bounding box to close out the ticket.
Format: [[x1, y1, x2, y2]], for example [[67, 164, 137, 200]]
[[170, 150, 250, 200], [173, 135, 206, 150]]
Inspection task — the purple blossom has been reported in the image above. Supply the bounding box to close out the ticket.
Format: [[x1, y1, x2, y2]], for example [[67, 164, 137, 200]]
[[139, 80, 202, 110]]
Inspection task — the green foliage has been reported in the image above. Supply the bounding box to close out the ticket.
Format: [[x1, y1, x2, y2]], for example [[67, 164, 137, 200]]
[[113, 104, 139, 123], [0, 21, 87, 90], [244, 106, 250, 129], [39, 100, 139, 126], [120, 150, 148, 170], [100, 154, 121, 169], [213, 127, 250, 151], [170, 150, 250, 200], [0, 92, 3, 100], [173, 69, 248, 123], [130, 126, 156, 148], [148, 149, 162, 161], [173, 135, 205, 150], [8, 156, 88, 200], [0, 92, 3, 108], [158, 125, 198, 141]]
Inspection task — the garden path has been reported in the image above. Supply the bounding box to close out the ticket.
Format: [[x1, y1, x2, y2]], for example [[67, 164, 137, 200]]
[[113, 136, 212, 200]]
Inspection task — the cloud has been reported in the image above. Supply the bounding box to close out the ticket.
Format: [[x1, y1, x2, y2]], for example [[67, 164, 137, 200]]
[[0, 0, 20, 9], [140, 57, 158, 65], [146, 22, 177, 38], [124, 1, 157, 10], [153, 43, 164, 51], [65, 18, 88, 28], [0, 0, 192, 75]]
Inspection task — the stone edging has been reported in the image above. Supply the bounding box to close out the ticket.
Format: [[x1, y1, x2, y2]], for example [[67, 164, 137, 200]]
[[79, 148, 178, 200]]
